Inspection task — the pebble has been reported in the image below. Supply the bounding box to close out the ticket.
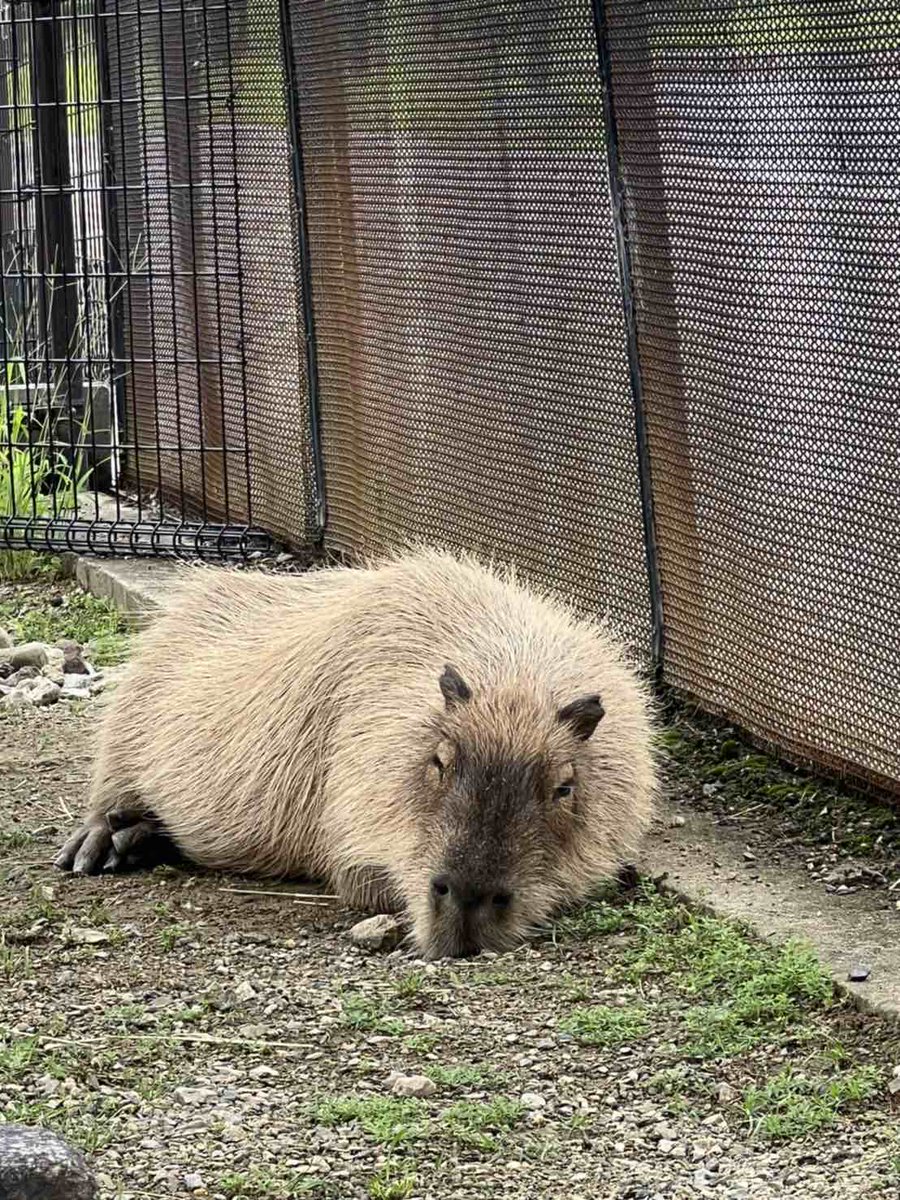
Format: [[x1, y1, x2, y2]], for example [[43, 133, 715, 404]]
[[847, 964, 871, 983], [389, 1072, 437, 1098], [0, 628, 12, 648], [183, 1172, 205, 1191], [173, 1086, 218, 1106], [716, 1081, 737, 1105], [234, 981, 258, 1002], [349, 914, 404, 952], [0, 1124, 96, 1199], [520, 1091, 547, 1110], [67, 927, 110, 946]]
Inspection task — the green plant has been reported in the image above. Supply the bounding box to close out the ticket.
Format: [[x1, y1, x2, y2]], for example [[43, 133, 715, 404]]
[[339, 993, 404, 1036], [313, 1096, 428, 1148], [742, 1066, 880, 1140], [367, 1160, 417, 1199], [559, 1004, 648, 1048], [439, 1097, 524, 1151], [0, 402, 92, 580]]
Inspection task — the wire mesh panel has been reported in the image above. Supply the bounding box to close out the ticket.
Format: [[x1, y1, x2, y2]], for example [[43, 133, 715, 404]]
[[286, 0, 652, 645], [606, 0, 900, 790], [0, 0, 311, 559]]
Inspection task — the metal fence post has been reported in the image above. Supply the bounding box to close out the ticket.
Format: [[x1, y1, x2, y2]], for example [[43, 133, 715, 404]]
[[590, 0, 665, 676], [277, 0, 326, 540], [32, 0, 80, 406]]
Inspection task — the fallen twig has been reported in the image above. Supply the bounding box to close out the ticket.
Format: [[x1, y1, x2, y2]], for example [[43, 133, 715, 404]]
[[217, 886, 337, 904], [41, 1031, 313, 1051]]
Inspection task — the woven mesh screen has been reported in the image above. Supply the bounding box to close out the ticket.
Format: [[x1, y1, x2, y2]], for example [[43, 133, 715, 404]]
[[606, 0, 900, 790], [287, 0, 651, 644], [106, 0, 312, 541]]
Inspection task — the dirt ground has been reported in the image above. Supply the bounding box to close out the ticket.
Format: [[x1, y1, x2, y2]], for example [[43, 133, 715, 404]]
[[1, 578, 900, 1200]]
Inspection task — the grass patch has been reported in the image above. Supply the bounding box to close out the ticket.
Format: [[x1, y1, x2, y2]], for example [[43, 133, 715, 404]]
[[339, 992, 405, 1036], [367, 1161, 417, 1200], [218, 1167, 329, 1198], [0, 827, 35, 851], [559, 1003, 648, 1048], [438, 1097, 524, 1152], [424, 1063, 499, 1089], [0, 582, 129, 665], [742, 1066, 881, 1140], [555, 899, 627, 940], [625, 894, 833, 1057], [402, 1033, 442, 1054], [313, 1096, 428, 1148]]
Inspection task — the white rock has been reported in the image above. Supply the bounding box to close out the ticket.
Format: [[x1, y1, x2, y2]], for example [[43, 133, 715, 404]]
[[390, 1073, 437, 1098], [248, 1065, 277, 1080], [1, 690, 29, 710], [658, 1138, 674, 1154], [520, 1091, 547, 1111], [17, 677, 61, 707], [349, 914, 404, 951], [0, 628, 13, 649], [234, 981, 257, 1003], [68, 927, 109, 946], [183, 1172, 205, 1191], [173, 1086, 217, 1106], [3, 642, 49, 670]]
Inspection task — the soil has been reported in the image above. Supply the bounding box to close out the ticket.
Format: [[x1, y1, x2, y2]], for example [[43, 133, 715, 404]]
[[1, 584, 900, 1200]]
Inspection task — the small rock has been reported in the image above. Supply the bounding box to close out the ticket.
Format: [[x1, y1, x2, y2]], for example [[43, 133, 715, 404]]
[[248, 1065, 278, 1080], [1, 689, 30, 710], [847, 964, 871, 983], [716, 1082, 737, 1105], [349, 914, 404, 952], [61, 675, 93, 694], [658, 1138, 674, 1154], [63, 651, 91, 676], [0, 1124, 96, 1199], [888, 1077, 900, 1096], [701, 783, 720, 797], [0, 628, 13, 649], [519, 1091, 547, 1111], [18, 677, 61, 707], [233, 981, 257, 1003], [390, 1073, 437, 1098], [173, 1086, 218, 1106], [183, 1172, 205, 1191], [8, 665, 40, 685], [68, 927, 110, 946], [670, 814, 686, 828], [3, 642, 49, 670]]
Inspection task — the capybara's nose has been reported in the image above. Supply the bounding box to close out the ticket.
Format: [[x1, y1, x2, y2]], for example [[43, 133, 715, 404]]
[[431, 874, 512, 915]]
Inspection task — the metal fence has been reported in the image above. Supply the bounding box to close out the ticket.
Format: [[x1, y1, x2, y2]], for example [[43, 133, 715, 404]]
[[1, 0, 898, 795]]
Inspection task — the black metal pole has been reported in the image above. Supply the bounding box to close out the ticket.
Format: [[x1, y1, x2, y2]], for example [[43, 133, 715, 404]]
[[32, 0, 80, 405], [591, 0, 665, 676], [277, 0, 326, 540]]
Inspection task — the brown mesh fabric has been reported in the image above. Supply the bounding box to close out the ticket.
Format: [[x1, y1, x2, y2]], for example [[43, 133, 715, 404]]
[[606, 1, 900, 790], [106, 0, 312, 541], [287, 0, 651, 646]]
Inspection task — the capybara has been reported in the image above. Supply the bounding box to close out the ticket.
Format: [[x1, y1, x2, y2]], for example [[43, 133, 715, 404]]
[[57, 549, 657, 957]]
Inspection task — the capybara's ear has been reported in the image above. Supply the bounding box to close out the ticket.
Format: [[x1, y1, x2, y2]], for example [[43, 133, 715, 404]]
[[439, 664, 472, 708], [558, 694, 605, 741]]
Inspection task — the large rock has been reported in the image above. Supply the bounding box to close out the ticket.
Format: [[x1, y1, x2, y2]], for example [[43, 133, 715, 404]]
[[17, 678, 61, 707], [3, 643, 49, 671], [0, 1124, 97, 1199]]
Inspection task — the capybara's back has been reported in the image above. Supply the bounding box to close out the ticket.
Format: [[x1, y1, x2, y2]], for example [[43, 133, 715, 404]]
[[64, 549, 658, 956]]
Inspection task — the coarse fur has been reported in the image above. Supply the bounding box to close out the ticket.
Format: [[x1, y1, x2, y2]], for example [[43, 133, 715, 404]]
[[70, 548, 658, 956]]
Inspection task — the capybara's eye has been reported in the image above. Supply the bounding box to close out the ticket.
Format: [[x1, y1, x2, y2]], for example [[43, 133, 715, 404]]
[[554, 783, 574, 800]]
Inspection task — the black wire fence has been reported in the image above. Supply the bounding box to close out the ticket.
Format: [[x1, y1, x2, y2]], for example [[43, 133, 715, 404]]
[[1, 0, 898, 796]]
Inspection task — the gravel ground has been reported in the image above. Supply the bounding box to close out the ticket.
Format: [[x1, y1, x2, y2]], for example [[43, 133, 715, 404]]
[[1, 579, 899, 1200]]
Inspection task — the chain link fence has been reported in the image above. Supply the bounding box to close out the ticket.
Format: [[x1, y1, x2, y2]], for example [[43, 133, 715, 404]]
[[1, 0, 897, 793]]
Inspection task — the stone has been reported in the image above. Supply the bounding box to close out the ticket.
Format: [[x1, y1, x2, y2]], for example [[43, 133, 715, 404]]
[[173, 1086, 218, 1106], [1, 689, 30, 710], [0, 627, 13, 648], [390, 1073, 437, 1098], [0, 1123, 97, 1199], [233, 981, 257, 1003], [60, 674, 93, 694], [847, 964, 871, 983], [63, 651, 91, 676], [3, 642, 49, 671], [17, 677, 62, 707], [67, 927, 110, 946], [8, 665, 40, 685], [520, 1091, 547, 1110], [349, 914, 404, 952], [183, 1172, 205, 1191], [716, 1082, 737, 1105]]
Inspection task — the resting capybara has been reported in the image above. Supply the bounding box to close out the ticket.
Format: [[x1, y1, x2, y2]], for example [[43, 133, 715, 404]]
[[57, 549, 657, 957]]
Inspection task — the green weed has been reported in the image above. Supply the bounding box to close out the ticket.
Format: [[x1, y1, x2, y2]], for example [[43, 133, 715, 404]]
[[313, 1096, 427, 1148], [559, 1004, 648, 1048], [742, 1066, 881, 1140]]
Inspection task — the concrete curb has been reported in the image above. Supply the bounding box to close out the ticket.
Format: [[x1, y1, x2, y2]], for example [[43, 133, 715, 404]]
[[61, 554, 191, 627], [642, 800, 900, 1022]]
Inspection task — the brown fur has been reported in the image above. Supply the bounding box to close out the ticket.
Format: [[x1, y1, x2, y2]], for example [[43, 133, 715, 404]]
[[76, 549, 658, 955]]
